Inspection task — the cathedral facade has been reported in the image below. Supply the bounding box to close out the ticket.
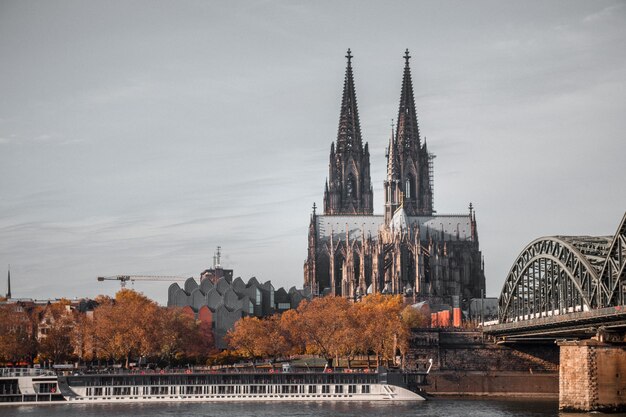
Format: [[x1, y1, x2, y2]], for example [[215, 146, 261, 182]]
[[304, 50, 485, 309]]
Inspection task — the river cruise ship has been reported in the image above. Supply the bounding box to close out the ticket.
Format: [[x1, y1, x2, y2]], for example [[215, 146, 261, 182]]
[[0, 368, 64, 404], [2, 366, 427, 405]]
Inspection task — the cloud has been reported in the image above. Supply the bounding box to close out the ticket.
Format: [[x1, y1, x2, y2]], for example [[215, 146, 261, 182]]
[[583, 3, 625, 24]]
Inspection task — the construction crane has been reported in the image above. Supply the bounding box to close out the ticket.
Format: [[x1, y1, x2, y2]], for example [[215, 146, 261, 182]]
[[97, 275, 192, 288]]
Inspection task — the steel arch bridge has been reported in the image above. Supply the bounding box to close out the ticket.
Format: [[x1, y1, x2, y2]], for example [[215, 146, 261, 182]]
[[498, 212, 626, 324]]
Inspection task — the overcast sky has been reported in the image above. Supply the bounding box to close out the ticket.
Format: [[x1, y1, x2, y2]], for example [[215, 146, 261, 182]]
[[1, 0, 625, 304]]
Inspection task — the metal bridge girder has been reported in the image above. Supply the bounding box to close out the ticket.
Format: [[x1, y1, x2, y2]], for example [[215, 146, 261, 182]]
[[499, 237, 602, 323], [600, 213, 626, 306], [498, 212, 626, 325]]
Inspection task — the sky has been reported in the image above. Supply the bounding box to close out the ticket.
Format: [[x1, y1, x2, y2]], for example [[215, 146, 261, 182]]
[[1, 0, 625, 305]]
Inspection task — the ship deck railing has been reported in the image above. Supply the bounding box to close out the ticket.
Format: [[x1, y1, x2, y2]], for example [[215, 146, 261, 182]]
[[0, 368, 55, 377]]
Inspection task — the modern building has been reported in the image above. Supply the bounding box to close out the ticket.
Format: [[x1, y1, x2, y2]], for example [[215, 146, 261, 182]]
[[304, 50, 485, 310], [168, 275, 310, 349]]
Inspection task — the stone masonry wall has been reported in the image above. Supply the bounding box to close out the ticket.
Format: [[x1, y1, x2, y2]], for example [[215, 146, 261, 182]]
[[406, 329, 559, 372], [559, 344, 593, 411], [560, 341, 626, 412]]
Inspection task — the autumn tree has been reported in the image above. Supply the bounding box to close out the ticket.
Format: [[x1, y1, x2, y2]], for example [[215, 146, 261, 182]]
[[0, 304, 37, 364], [156, 307, 214, 365], [278, 309, 306, 357], [226, 316, 266, 364], [297, 296, 354, 367], [92, 289, 159, 366], [401, 304, 429, 328], [38, 301, 77, 364], [356, 294, 407, 367], [71, 312, 95, 363]]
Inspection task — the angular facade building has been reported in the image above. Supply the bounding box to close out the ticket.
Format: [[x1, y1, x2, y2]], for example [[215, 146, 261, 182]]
[[304, 50, 485, 309], [168, 275, 310, 349]]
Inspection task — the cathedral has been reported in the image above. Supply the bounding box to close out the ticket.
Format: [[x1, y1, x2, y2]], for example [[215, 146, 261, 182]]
[[304, 50, 485, 309]]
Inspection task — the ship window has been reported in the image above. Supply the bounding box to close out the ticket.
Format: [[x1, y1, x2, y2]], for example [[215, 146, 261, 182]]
[[348, 385, 356, 393], [361, 385, 370, 393], [322, 385, 330, 394], [335, 385, 343, 393], [308, 385, 317, 394]]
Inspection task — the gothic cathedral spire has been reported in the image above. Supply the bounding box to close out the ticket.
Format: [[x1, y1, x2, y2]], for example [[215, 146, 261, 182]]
[[396, 49, 421, 153], [6, 265, 11, 299], [386, 49, 434, 219], [323, 49, 373, 215], [384, 124, 400, 224]]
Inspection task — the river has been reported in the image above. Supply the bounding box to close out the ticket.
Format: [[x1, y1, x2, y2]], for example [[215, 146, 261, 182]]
[[2, 399, 625, 417]]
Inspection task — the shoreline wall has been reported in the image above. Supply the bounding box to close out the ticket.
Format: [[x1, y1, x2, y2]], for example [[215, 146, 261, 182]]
[[406, 328, 559, 397]]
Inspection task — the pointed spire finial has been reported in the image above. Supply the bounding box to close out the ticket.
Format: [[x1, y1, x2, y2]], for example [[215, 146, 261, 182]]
[[312, 202, 317, 215], [396, 48, 421, 155], [6, 265, 11, 299], [346, 48, 353, 65]]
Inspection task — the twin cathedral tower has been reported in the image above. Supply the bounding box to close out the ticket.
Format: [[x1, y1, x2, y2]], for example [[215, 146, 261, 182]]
[[304, 50, 485, 309]]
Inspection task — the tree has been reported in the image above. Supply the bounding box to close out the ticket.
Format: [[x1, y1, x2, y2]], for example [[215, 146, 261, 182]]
[[156, 307, 214, 365], [226, 316, 266, 364], [38, 302, 76, 364], [0, 304, 37, 364], [71, 312, 95, 363], [401, 304, 429, 328], [92, 289, 159, 366], [278, 309, 306, 357], [297, 296, 353, 367], [357, 294, 407, 367]]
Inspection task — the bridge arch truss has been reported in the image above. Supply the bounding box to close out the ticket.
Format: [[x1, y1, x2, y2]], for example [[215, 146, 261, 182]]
[[498, 213, 626, 324]]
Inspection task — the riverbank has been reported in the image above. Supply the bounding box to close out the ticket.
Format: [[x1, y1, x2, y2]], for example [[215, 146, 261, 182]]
[[424, 370, 558, 398]]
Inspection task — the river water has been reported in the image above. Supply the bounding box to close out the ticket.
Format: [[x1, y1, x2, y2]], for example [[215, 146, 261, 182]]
[[2, 399, 625, 417]]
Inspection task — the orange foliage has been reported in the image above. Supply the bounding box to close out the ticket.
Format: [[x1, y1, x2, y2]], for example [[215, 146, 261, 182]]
[[0, 304, 37, 363], [226, 295, 409, 367]]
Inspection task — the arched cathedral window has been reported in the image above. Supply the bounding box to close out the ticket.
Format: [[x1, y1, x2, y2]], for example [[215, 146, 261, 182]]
[[346, 174, 356, 199], [406, 174, 415, 200]]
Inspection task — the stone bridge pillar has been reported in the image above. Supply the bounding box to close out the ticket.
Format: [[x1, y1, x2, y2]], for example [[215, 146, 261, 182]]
[[559, 340, 626, 412]]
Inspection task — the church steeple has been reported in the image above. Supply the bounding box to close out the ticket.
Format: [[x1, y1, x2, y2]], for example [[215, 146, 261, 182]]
[[6, 265, 11, 299], [396, 49, 421, 153], [391, 49, 433, 216], [336, 49, 363, 154], [384, 124, 401, 224], [323, 49, 373, 215]]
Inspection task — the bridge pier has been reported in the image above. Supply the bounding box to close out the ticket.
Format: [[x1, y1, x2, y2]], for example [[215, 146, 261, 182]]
[[559, 340, 626, 412]]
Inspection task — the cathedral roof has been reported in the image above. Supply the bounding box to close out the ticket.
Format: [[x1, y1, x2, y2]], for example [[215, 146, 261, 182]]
[[390, 206, 409, 233], [316, 215, 383, 241], [315, 214, 474, 242]]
